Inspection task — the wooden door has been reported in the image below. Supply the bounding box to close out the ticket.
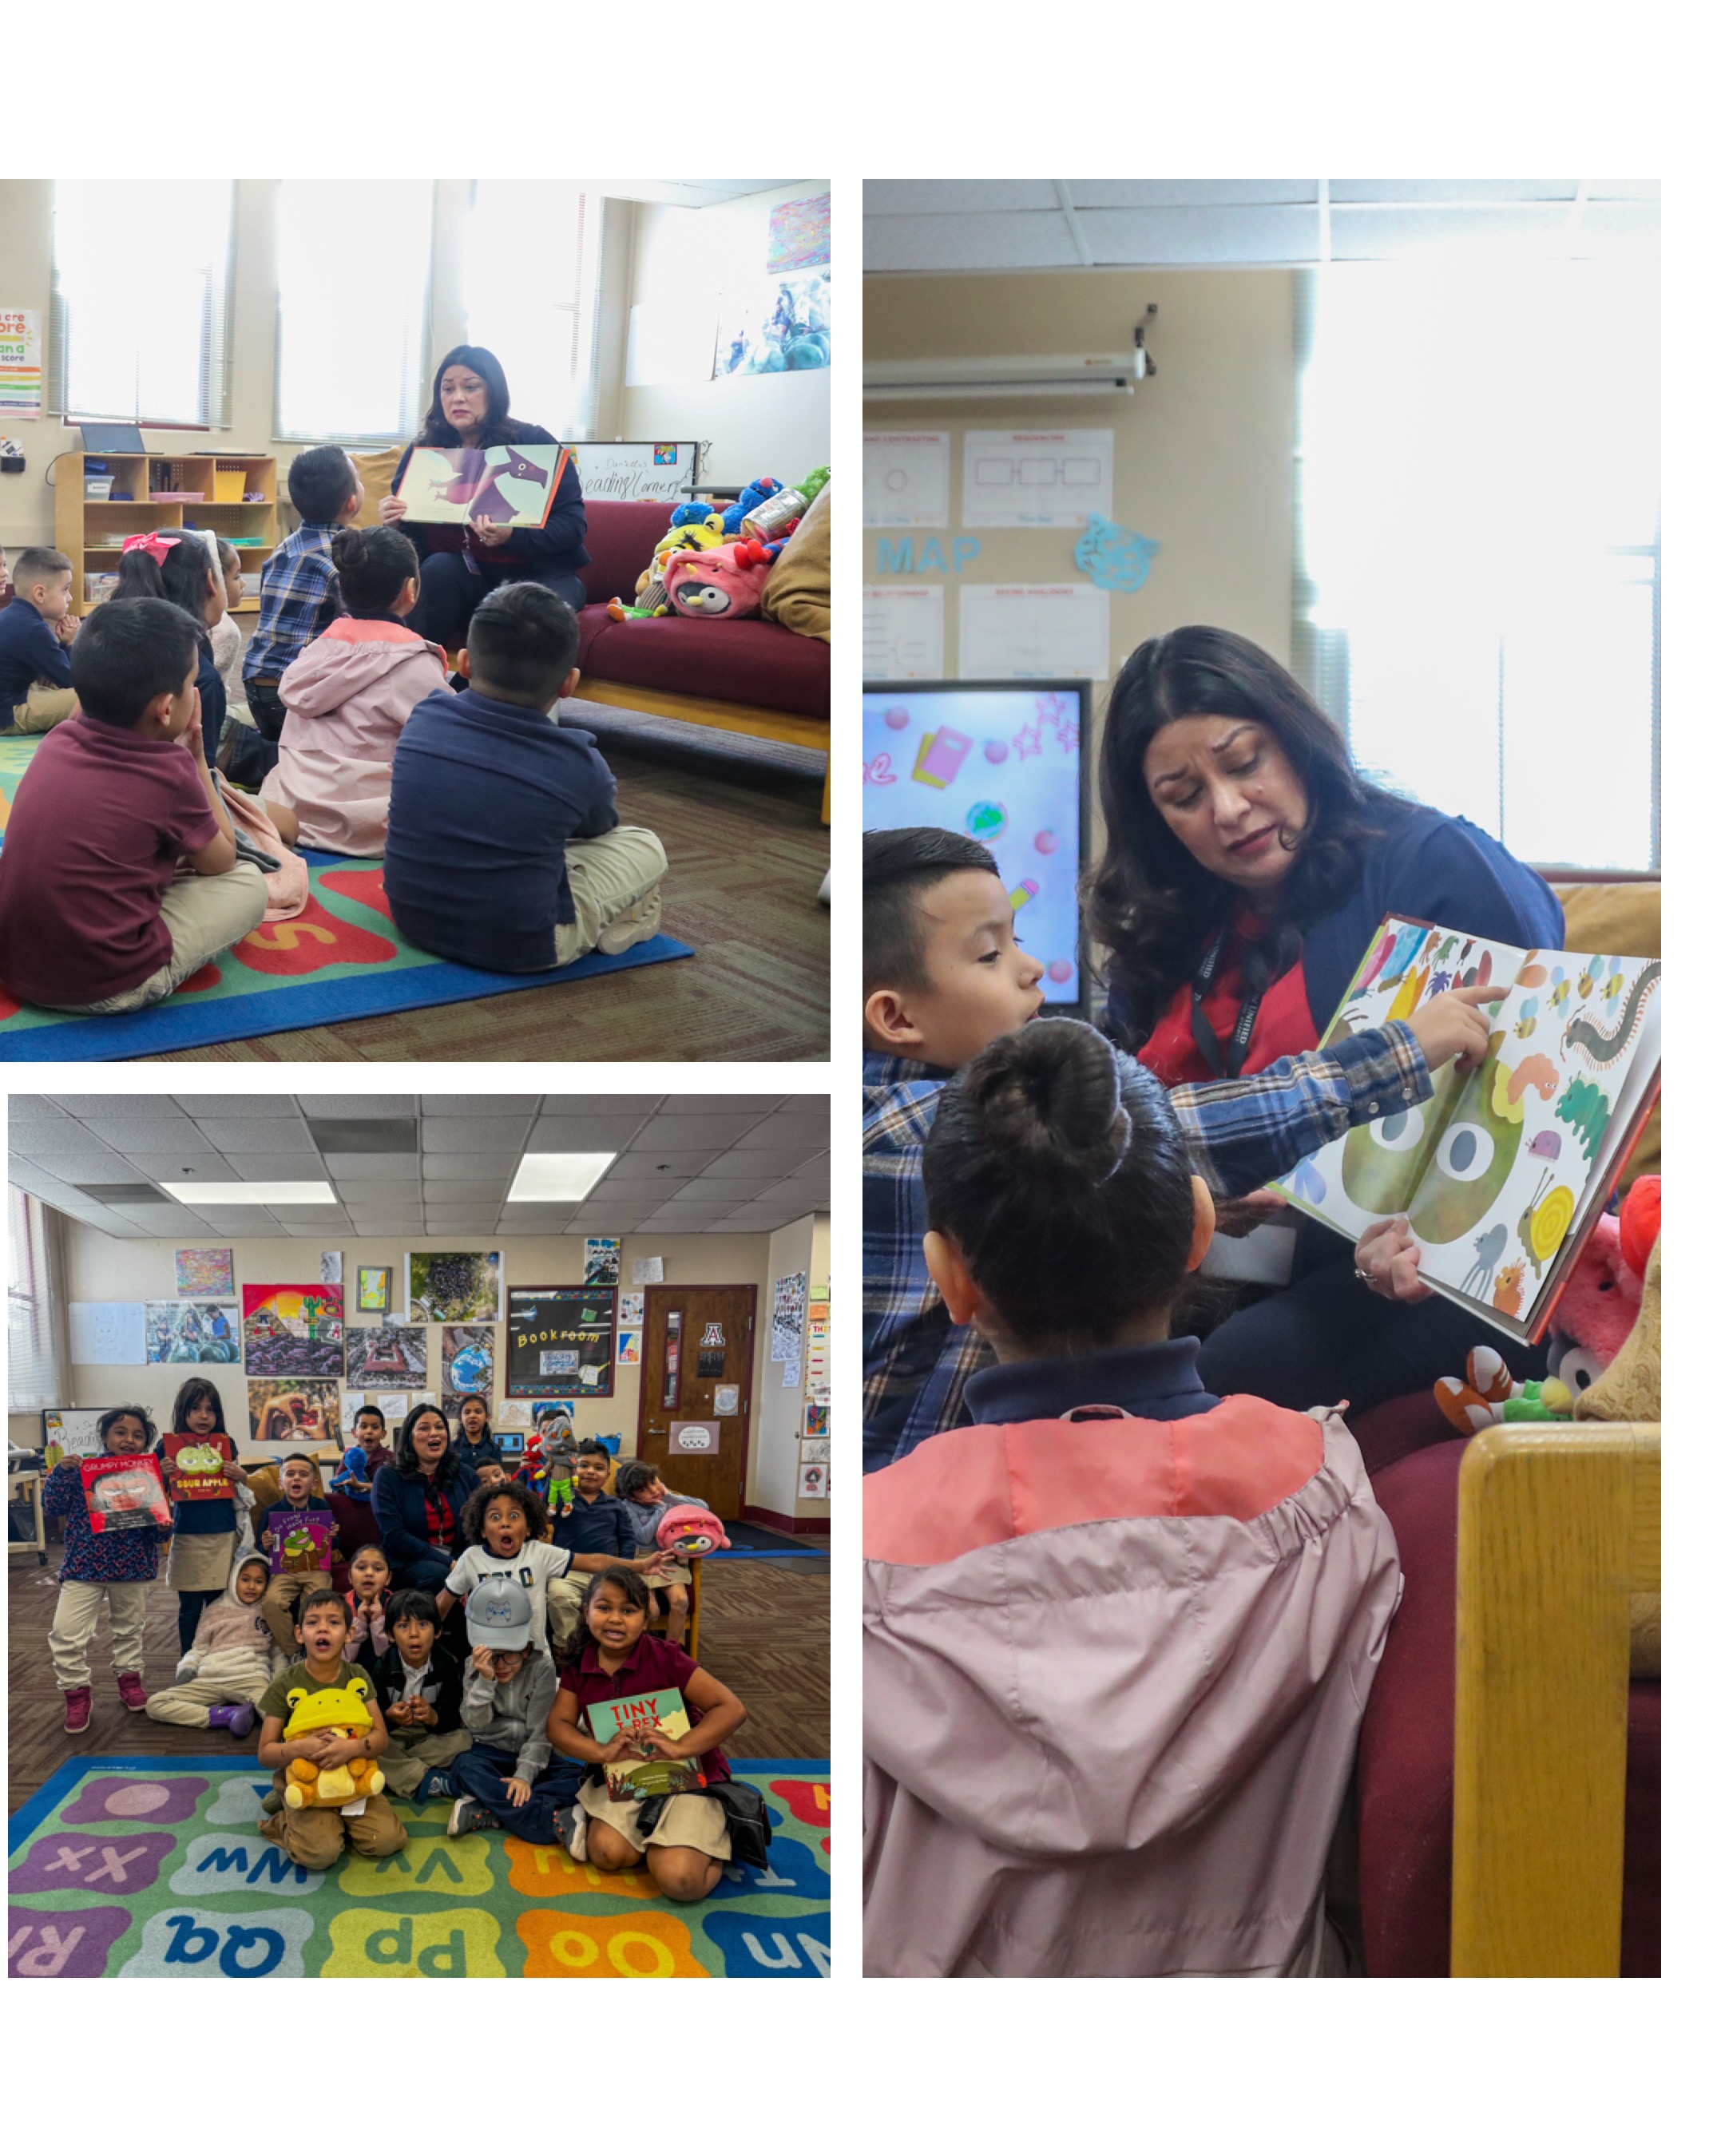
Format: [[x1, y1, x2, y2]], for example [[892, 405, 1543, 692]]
[[636, 1286, 755, 1520]]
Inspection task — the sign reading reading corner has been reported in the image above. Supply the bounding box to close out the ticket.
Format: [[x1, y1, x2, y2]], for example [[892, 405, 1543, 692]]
[[567, 442, 700, 502]]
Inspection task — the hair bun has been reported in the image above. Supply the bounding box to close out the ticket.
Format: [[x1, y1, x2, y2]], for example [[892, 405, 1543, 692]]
[[969, 1019, 1131, 1187], [330, 526, 365, 567]]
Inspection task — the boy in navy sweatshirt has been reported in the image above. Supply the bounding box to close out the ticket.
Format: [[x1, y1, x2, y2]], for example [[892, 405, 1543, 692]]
[[383, 581, 666, 973], [0, 547, 78, 733]]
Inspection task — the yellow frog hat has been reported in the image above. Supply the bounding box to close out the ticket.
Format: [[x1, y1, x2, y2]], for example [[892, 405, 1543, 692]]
[[282, 1679, 374, 1738]]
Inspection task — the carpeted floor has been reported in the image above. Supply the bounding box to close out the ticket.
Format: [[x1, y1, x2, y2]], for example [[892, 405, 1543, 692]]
[[152, 745, 830, 1062]]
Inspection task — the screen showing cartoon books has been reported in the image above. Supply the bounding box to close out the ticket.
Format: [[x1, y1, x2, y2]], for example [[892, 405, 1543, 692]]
[[1271, 916, 1661, 1342], [163, 1431, 235, 1503], [587, 1688, 708, 1799], [398, 443, 570, 528], [860, 683, 1088, 1005]]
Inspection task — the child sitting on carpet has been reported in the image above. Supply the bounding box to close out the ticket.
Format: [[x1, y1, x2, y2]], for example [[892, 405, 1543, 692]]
[[862, 1021, 1402, 1978], [343, 1544, 394, 1669], [438, 1476, 572, 1655], [616, 1460, 698, 1647], [383, 581, 667, 973], [237, 445, 363, 764], [258, 1453, 343, 1654], [0, 545, 77, 733], [153, 1377, 253, 1656], [260, 524, 446, 856], [42, 1406, 172, 1734], [434, 1579, 585, 1841], [254, 1585, 406, 1870], [145, 1552, 281, 1738], [209, 538, 248, 714], [370, 1589, 471, 1799], [0, 597, 269, 1013], [545, 1567, 746, 1903]]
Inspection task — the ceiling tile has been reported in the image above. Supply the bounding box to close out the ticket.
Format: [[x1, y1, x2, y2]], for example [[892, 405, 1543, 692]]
[[6, 1096, 73, 1120], [526, 1116, 650, 1150], [419, 1180, 510, 1203], [631, 1113, 771, 1149], [609, 1148, 723, 1176], [421, 1117, 533, 1152], [321, 1153, 421, 1181], [539, 1096, 663, 1120], [419, 1096, 542, 1115], [866, 178, 1061, 216], [423, 1152, 518, 1180], [729, 1115, 830, 1148], [189, 1116, 317, 1151], [56, 1096, 193, 1118], [294, 1096, 418, 1118]]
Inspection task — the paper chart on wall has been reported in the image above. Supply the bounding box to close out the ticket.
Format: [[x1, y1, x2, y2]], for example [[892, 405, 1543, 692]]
[[771, 1272, 807, 1363], [69, 1302, 147, 1367], [962, 430, 1112, 527], [863, 587, 945, 680], [863, 433, 950, 526], [958, 585, 1111, 681]]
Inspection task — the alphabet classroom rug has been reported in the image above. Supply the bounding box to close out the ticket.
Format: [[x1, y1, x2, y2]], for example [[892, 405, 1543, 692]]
[[0, 738, 692, 1060], [8, 1757, 830, 1979]]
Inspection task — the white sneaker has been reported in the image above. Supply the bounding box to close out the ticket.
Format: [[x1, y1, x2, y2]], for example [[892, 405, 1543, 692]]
[[596, 890, 664, 956]]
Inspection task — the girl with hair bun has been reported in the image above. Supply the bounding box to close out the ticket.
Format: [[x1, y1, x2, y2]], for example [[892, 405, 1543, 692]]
[[863, 1017, 1402, 1980], [258, 522, 445, 855]]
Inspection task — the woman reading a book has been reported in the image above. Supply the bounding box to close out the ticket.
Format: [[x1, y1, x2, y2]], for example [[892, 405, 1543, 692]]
[[379, 344, 590, 656], [1087, 624, 1564, 1413]]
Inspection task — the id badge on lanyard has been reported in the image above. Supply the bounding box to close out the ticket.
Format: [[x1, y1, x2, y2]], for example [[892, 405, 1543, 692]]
[[1188, 929, 1264, 1080]]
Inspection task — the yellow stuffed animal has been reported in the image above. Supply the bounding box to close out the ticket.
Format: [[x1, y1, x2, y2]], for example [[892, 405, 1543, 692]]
[[280, 1679, 385, 1809], [609, 509, 727, 621]]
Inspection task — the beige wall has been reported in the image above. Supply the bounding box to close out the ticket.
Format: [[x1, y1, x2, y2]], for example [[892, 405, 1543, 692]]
[[621, 180, 831, 486], [10, 1215, 824, 1518], [752, 1213, 831, 1525], [863, 268, 1296, 672]]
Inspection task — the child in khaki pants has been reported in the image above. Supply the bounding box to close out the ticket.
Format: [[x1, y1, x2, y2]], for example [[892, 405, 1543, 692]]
[[41, 1407, 170, 1734]]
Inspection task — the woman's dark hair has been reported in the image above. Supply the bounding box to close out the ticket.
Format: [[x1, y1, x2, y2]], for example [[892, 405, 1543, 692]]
[[563, 1565, 652, 1665], [615, 1460, 662, 1501], [387, 1587, 440, 1635], [394, 1402, 453, 1478], [461, 1476, 549, 1546], [1086, 626, 1402, 1043], [454, 1393, 492, 1441], [113, 533, 217, 633], [98, 1404, 156, 1447], [71, 596, 199, 728], [331, 524, 420, 619], [170, 1377, 228, 1435], [415, 344, 515, 446], [923, 1018, 1197, 1354]]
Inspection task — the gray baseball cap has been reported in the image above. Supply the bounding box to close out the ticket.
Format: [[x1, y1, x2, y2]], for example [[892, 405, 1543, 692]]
[[466, 1575, 534, 1652]]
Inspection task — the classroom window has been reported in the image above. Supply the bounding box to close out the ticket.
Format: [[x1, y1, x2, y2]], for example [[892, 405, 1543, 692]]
[[8, 1188, 65, 1415], [276, 179, 434, 441], [1295, 251, 1660, 871], [52, 179, 233, 427], [461, 180, 603, 438]]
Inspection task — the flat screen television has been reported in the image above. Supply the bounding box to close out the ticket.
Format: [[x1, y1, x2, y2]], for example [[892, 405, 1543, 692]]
[[862, 680, 1092, 1009]]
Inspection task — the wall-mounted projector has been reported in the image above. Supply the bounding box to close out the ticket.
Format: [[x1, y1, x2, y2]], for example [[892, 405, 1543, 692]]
[[863, 346, 1153, 402]]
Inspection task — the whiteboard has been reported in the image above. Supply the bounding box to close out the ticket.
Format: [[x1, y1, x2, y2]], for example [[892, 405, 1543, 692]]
[[567, 441, 700, 503], [69, 1302, 147, 1365], [42, 1409, 111, 1459]]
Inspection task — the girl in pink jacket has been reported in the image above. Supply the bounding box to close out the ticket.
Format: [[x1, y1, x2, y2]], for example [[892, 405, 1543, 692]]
[[862, 1020, 1402, 1978], [261, 525, 446, 856]]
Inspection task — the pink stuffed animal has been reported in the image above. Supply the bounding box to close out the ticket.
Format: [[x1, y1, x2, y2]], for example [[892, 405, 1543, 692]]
[[656, 1503, 732, 1556], [661, 536, 783, 622]]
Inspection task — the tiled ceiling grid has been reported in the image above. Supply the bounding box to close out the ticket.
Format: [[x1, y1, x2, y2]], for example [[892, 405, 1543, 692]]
[[864, 179, 1659, 272], [7, 1096, 828, 1242]]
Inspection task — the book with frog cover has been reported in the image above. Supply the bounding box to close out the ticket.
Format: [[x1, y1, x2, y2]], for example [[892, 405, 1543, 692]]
[[1269, 916, 1660, 1342], [587, 1687, 708, 1800]]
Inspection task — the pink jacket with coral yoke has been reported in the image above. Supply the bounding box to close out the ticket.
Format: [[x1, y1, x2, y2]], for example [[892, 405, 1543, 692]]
[[261, 617, 446, 857], [862, 1396, 1402, 1978]]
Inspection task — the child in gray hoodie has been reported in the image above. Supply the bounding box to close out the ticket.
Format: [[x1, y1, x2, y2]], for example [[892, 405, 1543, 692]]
[[145, 1552, 284, 1738], [434, 1575, 586, 1841]]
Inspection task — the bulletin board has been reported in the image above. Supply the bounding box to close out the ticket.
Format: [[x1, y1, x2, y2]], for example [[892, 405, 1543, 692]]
[[505, 1286, 617, 1399]]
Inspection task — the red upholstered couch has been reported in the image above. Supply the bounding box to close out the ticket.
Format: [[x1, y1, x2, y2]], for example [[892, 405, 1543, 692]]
[[574, 498, 830, 744]]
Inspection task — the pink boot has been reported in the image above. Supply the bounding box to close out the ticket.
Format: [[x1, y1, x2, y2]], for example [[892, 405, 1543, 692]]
[[117, 1671, 148, 1712], [62, 1686, 93, 1734]]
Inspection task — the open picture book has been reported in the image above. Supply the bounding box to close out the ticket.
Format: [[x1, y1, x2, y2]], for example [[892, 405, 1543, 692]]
[[1269, 914, 1661, 1343], [397, 442, 569, 528]]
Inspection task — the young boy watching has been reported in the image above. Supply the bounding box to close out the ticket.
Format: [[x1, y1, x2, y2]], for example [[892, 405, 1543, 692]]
[[236, 443, 363, 755], [383, 581, 667, 973], [0, 546, 78, 733], [0, 597, 268, 1013], [862, 826, 1501, 1470]]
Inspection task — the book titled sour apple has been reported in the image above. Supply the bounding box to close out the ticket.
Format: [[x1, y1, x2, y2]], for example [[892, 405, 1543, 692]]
[[588, 1689, 708, 1800]]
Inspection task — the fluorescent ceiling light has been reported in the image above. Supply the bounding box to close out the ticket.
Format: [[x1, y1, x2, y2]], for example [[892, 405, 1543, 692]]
[[154, 1181, 338, 1206], [507, 1152, 615, 1203]]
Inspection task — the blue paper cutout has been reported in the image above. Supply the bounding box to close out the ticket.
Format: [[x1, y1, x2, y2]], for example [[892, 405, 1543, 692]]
[[1074, 516, 1159, 593]]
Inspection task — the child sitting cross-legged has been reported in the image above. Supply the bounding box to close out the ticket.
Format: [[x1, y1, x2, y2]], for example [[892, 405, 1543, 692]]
[[383, 580, 668, 973], [145, 1552, 280, 1739], [368, 1589, 471, 1801], [0, 596, 269, 1013], [862, 1020, 1403, 1978], [434, 1579, 587, 1842], [254, 1585, 406, 1871], [545, 1566, 747, 1904]]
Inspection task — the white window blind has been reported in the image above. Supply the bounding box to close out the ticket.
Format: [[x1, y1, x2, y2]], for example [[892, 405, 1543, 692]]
[[276, 179, 434, 441], [1295, 250, 1660, 871], [8, 1187, 66, 1415], [462, 181, 603, 438], [53, 179, 233, 427]]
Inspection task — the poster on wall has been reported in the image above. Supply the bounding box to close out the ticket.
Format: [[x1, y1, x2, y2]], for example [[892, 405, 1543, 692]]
[[69, 1302, 147, 1366], [248, 1379, 341, 1453], [0, 308, 43, 419], [408, 1250, 501, 1324], [319, 1250, 343, 1288], [506, 1286, 616, 1398], [583, 1237, 621, 1287], [767, 192, 831, 271], [617, 1290, 644, 1368], [799, 1437, 831, 1466], [714, 267, 830, 378], [243, 1284, 343, 1377], [145, 1302, 240, 1365], [175, 1247, 233, 1298], [344, 1318, 427, 1387], [375, 1392, 410, 1425], [442, 1323, 496, 1407], [799, 1460, 830, 1500], [770, 1272, 807, 1363], [355, 1265, 391, 1314]]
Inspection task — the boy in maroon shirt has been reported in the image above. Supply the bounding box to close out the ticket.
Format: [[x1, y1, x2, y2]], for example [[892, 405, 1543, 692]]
[[0, 595, 268, 1012]]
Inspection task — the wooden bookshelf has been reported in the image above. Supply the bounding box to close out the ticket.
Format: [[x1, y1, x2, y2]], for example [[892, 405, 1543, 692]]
[[55, 452, 277, 616]]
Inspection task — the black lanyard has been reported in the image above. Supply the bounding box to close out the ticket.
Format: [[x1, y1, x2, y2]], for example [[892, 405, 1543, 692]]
[[1188, 926, 1264, 1080]]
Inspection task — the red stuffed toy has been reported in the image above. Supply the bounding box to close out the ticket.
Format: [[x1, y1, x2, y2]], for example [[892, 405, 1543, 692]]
[[661, 536, 784, 622], [655, 1503, 732, 1556]]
